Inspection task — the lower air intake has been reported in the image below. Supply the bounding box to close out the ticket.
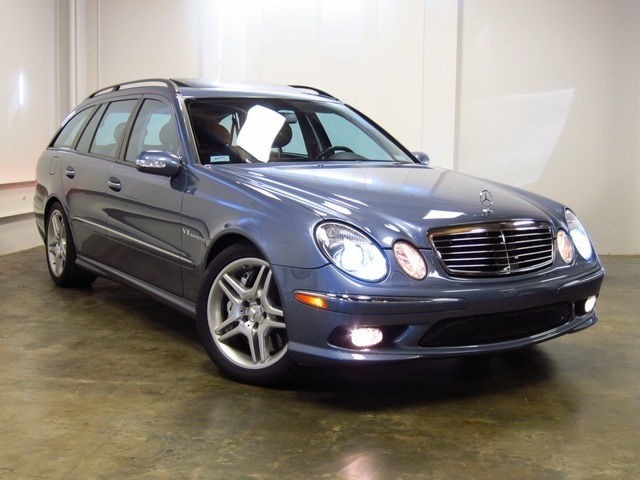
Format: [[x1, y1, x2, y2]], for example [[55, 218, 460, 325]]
[[419, 303, 572, 347]]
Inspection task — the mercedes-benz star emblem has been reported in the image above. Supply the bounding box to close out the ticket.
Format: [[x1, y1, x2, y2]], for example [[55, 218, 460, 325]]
[[480, 189, 494, 213]]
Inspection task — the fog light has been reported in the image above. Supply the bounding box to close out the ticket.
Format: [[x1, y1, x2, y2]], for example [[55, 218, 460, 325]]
[[584, 295, 597, 313], [350, 327, 383, 348]]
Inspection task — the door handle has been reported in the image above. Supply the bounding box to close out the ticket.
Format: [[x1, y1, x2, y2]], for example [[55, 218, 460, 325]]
[[65, 166, 76, 179], [107, 177, 122, 192]]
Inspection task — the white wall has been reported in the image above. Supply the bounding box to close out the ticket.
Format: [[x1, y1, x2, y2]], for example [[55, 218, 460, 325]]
[[0, 0, 59, 254], [88, 0, 450, 161], [1, 0, 638, 255], [457, 0, 640, 254]]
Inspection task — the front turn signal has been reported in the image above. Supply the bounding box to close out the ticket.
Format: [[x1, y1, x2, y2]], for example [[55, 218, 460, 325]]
[[294, 291, 328, 310]]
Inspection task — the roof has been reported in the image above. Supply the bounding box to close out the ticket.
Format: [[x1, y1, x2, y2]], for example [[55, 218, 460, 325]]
[[85, 78, 340, 103]]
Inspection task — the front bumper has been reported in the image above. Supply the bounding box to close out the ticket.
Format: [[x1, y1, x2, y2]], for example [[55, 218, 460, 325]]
[[273, 259, 605, 365]]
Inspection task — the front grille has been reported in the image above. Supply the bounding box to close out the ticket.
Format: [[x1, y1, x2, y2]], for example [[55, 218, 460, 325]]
[[419, 303, 572, 347], [429, 221, 554, 277]]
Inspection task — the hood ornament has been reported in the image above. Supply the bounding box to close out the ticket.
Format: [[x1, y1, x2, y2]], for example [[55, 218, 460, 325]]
[[480, 189, 494, 214]]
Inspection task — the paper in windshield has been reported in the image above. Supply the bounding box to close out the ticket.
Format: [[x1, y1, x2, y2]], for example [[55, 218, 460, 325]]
[[236, 105, 285, 162]]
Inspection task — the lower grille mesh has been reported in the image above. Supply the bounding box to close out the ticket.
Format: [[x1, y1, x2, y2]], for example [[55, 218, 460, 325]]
[[419, 303, 572, 347]]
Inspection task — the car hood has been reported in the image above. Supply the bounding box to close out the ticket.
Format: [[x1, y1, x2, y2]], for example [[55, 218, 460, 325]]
[[220, 162, 562, 249]]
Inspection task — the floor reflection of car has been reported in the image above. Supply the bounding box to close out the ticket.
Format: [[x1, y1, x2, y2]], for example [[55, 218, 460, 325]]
[[34, 79, 604, 385]]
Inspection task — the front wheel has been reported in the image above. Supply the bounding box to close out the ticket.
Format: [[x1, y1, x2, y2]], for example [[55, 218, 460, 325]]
[[196, 244, 295, 385]]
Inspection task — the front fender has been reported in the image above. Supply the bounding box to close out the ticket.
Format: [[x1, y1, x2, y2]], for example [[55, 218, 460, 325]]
[[180, 164, 328, 302]]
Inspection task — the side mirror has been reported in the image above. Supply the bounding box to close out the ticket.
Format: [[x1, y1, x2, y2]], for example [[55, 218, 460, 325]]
[[135, 151, 181, 177], [412, 151, 430, 166]]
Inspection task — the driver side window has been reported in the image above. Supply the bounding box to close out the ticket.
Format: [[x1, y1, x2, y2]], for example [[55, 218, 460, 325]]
[[316, 112, 390, 160], [125, 99, 180, 162]]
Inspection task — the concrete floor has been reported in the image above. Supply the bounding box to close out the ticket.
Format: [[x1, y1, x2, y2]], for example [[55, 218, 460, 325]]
[[0, 248, 638, 479]]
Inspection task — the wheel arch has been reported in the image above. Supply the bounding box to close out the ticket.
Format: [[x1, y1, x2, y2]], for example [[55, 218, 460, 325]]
[[205, 232, 266, 269], [44, 196, 65, 227], [44, 196, 61, 221], [42, 196, 79, 244]]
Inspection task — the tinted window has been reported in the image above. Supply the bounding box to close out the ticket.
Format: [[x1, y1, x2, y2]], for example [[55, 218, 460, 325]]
[[90, 100, 138, 158], [76, 104, 106, 153], [125, 99, 180, 162], [53, 107, 95, 149], [187, 98, 412, 164], [316, 112, 390, 160]]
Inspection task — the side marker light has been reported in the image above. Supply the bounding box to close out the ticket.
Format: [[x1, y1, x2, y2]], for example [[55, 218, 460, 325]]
[[294, 292, 328, 310]]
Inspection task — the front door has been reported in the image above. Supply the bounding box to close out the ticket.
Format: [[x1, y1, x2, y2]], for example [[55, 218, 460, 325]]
[[103, 97, 186, 296]]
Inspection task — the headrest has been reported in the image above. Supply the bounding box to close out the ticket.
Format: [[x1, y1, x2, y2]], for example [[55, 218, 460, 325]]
[[210, 123, 231, 145], [272, 123, 292, 149], [113, 122, 126, 142], [159, 122, 178, 148]]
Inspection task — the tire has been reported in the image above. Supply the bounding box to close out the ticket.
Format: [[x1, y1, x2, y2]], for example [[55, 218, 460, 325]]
[[196, 244, 295, 385], [45, 202, 97, 287]]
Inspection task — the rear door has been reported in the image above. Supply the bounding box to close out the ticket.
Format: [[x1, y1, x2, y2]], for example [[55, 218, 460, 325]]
[[64, 99, 139, 263], [49, 105, 100, 257], [103, 96, 186, 295]]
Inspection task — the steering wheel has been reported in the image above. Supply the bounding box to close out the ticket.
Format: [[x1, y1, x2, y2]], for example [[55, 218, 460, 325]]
[[317, 145, 354, 159]]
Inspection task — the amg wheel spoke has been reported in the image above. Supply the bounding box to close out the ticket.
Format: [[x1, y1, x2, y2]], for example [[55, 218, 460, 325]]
[[247, 330, 259, 364], [52, 215, 61, 238], [248, 265, 267, 297], [214, 313, 241, 335], [262, 298, 283, 318], [217, 323, 245, 342], [219, 274, 246, 303], [55, 253, 64, 275], [262, 317, 286, 330], [256, 327, 269, 364], [260, 271, 283, 317]]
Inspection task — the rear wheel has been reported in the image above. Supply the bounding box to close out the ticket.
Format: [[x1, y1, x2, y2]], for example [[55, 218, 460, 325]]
[[196, 244, 295, 385], [45, 202, 96, 287]]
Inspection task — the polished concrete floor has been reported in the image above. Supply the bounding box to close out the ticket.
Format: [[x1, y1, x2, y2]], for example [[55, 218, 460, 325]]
[[0, 247, 638, 479]]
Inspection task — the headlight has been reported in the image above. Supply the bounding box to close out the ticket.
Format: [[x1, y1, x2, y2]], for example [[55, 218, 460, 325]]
[[565, 209, 593, 260], [557, 230, 575, 264], [393, 241, 427, 280], [315, 222, 388, 282]]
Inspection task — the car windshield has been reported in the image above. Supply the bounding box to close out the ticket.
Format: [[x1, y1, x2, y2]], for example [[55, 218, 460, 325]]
[[186, 98, 414, 165]]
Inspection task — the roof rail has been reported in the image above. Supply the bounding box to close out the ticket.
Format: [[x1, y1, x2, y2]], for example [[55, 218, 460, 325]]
[[289, 85, 338, 100], [87, 78, 181, 99]]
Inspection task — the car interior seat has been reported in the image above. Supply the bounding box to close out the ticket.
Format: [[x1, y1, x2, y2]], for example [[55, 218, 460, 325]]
[[270, 123, 292, 161]]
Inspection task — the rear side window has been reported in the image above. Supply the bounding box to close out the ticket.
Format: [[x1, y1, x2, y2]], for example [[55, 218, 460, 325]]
[[76, 103, 107, 153], [52, 107, 95, 149], [89, 100, 138, 158], [125, 99, 180, 162]]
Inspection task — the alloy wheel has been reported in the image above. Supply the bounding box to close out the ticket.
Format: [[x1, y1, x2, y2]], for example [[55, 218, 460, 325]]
[[207, 257, 288, 369], [47, 210, 67, 278]]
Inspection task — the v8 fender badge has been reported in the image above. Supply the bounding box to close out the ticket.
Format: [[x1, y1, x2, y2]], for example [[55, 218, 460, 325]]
[[182, 227, 205, 242], [480, 189, 494, 214]]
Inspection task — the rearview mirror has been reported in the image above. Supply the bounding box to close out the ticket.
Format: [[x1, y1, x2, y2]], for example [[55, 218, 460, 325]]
[[135, 151, 181, 177], [412, 151, 430, 166]]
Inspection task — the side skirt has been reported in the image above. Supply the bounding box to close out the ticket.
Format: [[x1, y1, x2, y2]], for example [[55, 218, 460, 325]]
[[76, 255, 197, 319]]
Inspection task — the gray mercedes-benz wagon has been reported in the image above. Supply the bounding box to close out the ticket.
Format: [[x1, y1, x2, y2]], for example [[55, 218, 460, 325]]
[[35, 79, 604, 384]]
